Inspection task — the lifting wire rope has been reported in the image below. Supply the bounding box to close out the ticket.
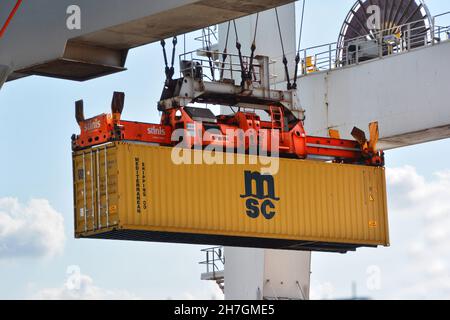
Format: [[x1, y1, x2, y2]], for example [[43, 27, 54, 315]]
[[293, 0, 306, 90], [160, 36, 177, 85], [275, 8, 292, 90], [233, 20, 248, 88], [160, 6, 306, 92], [220, 21, 231, 81], [232, 15, 259, 88], [248, 13, 260, 81]]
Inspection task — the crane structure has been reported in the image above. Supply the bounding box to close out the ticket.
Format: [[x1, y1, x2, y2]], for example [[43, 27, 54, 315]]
[[71, 53, 383, 167], [2, 0, 450, 301], [69, 0, 383, 300], [216, 0, 450, 300], [0, 0, 296, 89]]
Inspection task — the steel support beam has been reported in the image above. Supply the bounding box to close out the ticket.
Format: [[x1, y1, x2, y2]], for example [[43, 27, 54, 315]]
[[0, 0, 295, 87]]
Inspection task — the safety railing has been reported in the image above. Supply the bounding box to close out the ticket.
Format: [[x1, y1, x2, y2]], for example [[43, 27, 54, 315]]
[[179, 11, 450, 84], [286, 11, 450, 76], [199, 246, 225, 276], [179, 49, 274, 88], [433, 11, 450, 42]]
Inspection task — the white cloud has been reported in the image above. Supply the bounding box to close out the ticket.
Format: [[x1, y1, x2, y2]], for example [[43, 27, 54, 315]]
[[310, 281, 336, 300], [385, 166, 450, 299], [177, 282, 224, 300], [31, 266, 223, 300], [0, 198, 65, 260], [33, 269, 140, 300], [311, 165, 450, 300]]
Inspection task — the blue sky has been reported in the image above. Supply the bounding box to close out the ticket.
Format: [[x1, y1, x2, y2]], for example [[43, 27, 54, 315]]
[[1, 0, 450, 299]]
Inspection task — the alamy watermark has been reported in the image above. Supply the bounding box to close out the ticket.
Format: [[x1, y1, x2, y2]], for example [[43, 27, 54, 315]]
[[366, 5, 381, 31], [65, 265, 82, 291], [170, 126, 281, 175], [66, 5, 81, 30], [366, 265, 382, 291]]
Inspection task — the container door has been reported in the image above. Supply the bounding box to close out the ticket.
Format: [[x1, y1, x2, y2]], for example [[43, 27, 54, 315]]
[[73, 150, 97, 233], [95, 145, 118, 230], [73, 145, 118, 235]]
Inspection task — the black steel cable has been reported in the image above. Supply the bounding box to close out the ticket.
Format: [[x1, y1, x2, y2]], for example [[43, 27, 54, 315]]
[[169, 37, 177, 80], [248, 13, 260, 80], [224, 21, 231, 50], [297, 0, 306, 55], [161, 37, 177, 83], [293, 0, 306, 89], [220, 21, 231, 80], [275, 8, 292, 90], [160, 39, 170, 81], [253, 13, 260, 45], [233, 20, 247, 87], [233, 19, 239, 43]]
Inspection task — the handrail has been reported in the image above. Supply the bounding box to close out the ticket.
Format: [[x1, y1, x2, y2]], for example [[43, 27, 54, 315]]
[[178, 11, 450, 84], [434, 11, 450, 19], [199, 246, 225, 276], [179, 49, 273, 86], [284, 11, 450, 76]]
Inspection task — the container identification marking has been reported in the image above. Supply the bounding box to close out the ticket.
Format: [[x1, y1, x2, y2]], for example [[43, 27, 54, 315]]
[[135, 158, 141, 214], [135, 157, 148, 214]]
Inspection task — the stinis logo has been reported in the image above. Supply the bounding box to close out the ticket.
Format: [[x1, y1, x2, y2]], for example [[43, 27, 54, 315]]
[[83, 119, 101, 132], [240, 171, 280, 220], [0, 0, 22, 39], [147, 126, 166, 136]]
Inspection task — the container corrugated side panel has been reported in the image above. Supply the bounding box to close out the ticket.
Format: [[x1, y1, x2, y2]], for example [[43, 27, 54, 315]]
[[74, 142, 389, 250]]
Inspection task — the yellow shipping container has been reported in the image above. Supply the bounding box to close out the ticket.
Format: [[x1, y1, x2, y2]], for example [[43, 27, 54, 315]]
[[73, 142, 389, 253]]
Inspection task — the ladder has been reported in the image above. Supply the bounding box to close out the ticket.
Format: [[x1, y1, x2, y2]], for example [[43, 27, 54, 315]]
[[270, 106, 284, 131]]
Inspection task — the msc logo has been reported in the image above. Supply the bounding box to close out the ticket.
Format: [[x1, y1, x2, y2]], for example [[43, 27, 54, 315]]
[[240, 171, 279, 220]]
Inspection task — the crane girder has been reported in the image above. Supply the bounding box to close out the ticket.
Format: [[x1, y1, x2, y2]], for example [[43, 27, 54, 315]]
[[0, 0, 296, 88]]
